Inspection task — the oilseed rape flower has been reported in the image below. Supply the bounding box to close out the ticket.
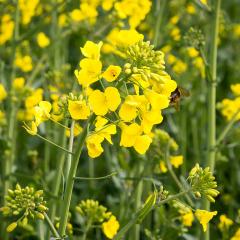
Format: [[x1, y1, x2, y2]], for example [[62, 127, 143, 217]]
[[195, 209, 217, 232], [15, 54, 33, 72], [13, 77, 25, 90], [170, 155, 183, 168], [0, 14, 15, 45], [0, 84, 7, 101], [102, 65, 121, 82], [218, 214, 233, 232], [231, 228, 240, 240], [81, 41, 102, 60], [89, 87, 121, 116], [102, 215, 120, 239], [231, 83, 240, 96], [37, 32, 50, 48], [68, 99, 90, 120], [19, 0, 39, 25], [34, 101, 52, 126], [181, 211, 194, 227]]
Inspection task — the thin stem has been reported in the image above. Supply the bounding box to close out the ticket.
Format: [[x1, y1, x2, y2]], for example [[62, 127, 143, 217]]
[[165, 146, 194, 207], [44, 213, 61, 239], [82, 219, 92, 240], [74, 171, 117, 180], [203, 1, 221, 240], [36, 134, 73, 155], [59, 115, 95, 237], [65, 120, 75, 181], [216, 109, 240, 146]]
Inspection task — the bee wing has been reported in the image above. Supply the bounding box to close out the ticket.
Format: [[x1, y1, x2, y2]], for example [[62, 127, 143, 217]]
[[179, 87, 190, 97]]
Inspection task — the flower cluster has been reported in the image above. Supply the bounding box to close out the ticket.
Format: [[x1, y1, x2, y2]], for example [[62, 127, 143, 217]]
[[0, 184, 48, 233], [76, 199, 119, 239], [188, 164, 220, 202]]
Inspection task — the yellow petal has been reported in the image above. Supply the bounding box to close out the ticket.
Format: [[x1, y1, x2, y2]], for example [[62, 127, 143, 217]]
[[134, 135, 152, 154], [89, 90, 108, 116], [68, 100, 90, 120], [102, 65, 121, 82], [105, 87, 121, 112]]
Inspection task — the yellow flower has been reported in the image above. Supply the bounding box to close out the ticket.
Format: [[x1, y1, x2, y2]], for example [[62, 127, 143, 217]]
[[173, 60, 187, 74], [144, 89, 169, 110], [25, 88, 43, 109], [141, 110, 163, 134], [66, 123, 82, 137], [68, 99, 90, 120], [119, 95, 148, 122], [80, 41, 102, 60], [89, 87, 121, 116], [218, 214, 233, 232], [187, 47, 199, 58], [195, 209, 217, 232], [186, 4, 196, 14], [170, 16, 180, 25], [200, 0, 208, 5], [181, 211, 194, 227], [86, 134, 104, 158], [34, 101, 52, 126], [116, 29, 144, 48], [0, 84, 7, 101], [94, 116, 117, 144], [170, 27, 181, 41], [170, 155, 183, 168], [102, 215, 120, 239], [13, 77, 25, 89], [37, 32, 50, 48], [159, 160, 167, 173], [15, 54, 33, 72], [231, 228, 240, 240], [0, 14, 15, 45], [120, 123, 152, 154], [75, 58, 102, 87], [102, 65, 121, 82], [231, 84, 240, 96], [23, 121, 38, 135]]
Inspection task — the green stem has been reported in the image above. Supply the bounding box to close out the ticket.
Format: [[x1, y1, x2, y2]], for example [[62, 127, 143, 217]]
[[153, 0, 166, 46], [46, 126, 67, 239], [132, 161, 144, 240], [216, 109, 240, 146], [82, 219, 92, 240], [44, 213, 61, 239], [74, 171, 117, 180], [59, 115, 95, 237], [65, 120, 75, 181], [203, 1, 221, 240], [165, 146, 194, 207]]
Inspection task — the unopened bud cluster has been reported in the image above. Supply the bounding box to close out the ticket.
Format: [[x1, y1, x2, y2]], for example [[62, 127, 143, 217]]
[[188, 164, 220, 202], [76, 199, 111, 224], [123, 40, 167, 82], [0, 184, 48, 230], [157, 186, 169, 203]]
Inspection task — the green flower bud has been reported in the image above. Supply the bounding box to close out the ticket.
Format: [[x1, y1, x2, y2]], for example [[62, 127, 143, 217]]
[[6, 222, 18, 232]]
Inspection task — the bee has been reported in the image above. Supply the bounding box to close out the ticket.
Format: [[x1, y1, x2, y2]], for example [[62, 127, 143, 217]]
[[170, 86, 190, 111]]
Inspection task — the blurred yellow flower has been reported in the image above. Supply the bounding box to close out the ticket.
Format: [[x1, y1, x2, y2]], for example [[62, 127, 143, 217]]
[[102, 65, 121, 82], [231, 84, 240, 96], [186, 4, 196, 14], [187, 47, 199, 58], [231, 228, 240, 240], [0, 14, 15, 45], [66, 123, 82, 137], [37, 32, 50, 48], [13, 77, 25, 90], [170, 155, 183, 168], [25, 88, 43, 109], [15, 54, 33, 72], [160, 160, 167, 173], [0, 84, 7, 101], [218, 214, 233, 232], [181, 211, 194, 227], [195, 209, 217, 232], [34, 101, 52, 126], [68, 99, 90, 120], [89, 87, 121, 116], [102, 215, 120, 239]]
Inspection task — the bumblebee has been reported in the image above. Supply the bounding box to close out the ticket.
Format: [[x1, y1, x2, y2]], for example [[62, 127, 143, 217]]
[[170, 87, 190, 111]]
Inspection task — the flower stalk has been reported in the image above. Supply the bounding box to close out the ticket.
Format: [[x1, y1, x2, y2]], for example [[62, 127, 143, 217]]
[[58, 115, 95, 237], [203, 1, 221, 240]]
